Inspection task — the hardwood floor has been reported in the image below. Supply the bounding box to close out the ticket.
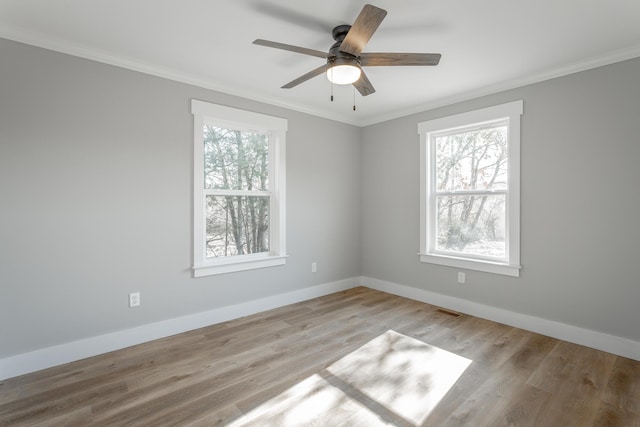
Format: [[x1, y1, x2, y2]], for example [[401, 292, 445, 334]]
[[1, 287, 639, 426]]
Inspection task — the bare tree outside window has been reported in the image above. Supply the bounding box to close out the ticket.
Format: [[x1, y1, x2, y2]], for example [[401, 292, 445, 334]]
[[203, 126, 270, 258], [434, 124, 508, 258]]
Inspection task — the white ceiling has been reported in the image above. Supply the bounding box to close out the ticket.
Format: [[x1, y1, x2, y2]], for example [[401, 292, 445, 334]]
[[1, 0, 640, 126]]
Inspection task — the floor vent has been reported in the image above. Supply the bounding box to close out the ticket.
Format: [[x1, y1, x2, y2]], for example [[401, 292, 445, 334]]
[[435, 307, 463, 318]]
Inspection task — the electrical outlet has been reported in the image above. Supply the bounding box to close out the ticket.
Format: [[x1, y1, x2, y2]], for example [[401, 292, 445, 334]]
[[129, 292, 141, 308], [457, 272, 466, 284], [311, 262, 317, 273]]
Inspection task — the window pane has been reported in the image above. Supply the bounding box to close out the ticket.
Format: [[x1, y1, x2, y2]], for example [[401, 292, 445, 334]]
[[203, 126, 269, 190], [435, 125, 508, 191], [206, 195, 270, 258], [436, 194, 505, 258]]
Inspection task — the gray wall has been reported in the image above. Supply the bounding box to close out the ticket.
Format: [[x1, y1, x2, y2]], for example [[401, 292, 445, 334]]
[[2, 35, 639, 360], [361, 57, 640, 342], [0, 38, 361, 358]]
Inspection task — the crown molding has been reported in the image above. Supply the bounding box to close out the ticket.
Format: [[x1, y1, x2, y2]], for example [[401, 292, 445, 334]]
[[0, 27, 360, 126], [2, 26, 639, 128], [358, 44, 640, 127]]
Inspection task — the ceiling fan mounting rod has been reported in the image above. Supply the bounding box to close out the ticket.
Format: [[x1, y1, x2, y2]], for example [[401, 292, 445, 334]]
[[332, 24, 352, 42]]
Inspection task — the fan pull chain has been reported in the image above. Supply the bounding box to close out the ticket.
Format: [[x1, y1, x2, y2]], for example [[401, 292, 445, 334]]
[[330, 67, 334, 101], [353, 86, 356, 111]]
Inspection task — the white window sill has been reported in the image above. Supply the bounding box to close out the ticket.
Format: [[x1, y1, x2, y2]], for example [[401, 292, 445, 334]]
[[418, 253, 520, 277], [193, 254, 287, 277]]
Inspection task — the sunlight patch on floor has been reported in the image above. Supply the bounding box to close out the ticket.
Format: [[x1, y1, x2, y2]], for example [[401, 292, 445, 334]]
[[228, 373, 388, 426], [229, 330, 471, 426]]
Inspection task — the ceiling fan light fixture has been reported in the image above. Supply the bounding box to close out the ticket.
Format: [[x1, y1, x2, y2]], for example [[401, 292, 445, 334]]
[[326, 58, 361, 85], [327, 64, 361, 84]]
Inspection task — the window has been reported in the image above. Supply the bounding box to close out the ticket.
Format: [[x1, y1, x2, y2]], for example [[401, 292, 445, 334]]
[[191, 100, 287, 277], [418, 101, 522, 276]]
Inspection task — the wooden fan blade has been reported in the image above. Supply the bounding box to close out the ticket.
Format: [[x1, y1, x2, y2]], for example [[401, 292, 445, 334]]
[[359, 52, 442, 66], [253, 39, 327, 58], [282, 64, 327, 88], [353, 70, 375, 96], [339, 4, 387, 56]]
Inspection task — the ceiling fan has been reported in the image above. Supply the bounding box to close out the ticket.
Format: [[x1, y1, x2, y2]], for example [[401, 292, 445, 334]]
[[253, 4, 442, 97]]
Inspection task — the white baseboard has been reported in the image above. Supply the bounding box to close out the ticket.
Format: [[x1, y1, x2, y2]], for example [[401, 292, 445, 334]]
[[5, 276, 638, 380], [0, 278, 359, 380], [360, 276, 640, 361]]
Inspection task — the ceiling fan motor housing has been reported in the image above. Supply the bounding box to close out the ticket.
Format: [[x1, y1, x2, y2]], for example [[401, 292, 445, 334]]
[[328, 25, 360, 68]]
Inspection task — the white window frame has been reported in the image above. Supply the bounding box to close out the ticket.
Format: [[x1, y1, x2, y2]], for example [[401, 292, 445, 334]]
[[191, 100, 287, 277], [418, 100, 522, 277]]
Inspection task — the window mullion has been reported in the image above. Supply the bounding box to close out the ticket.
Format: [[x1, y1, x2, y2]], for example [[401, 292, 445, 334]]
[[204, 189, 271, 197], [434, 190, 508, 196]]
